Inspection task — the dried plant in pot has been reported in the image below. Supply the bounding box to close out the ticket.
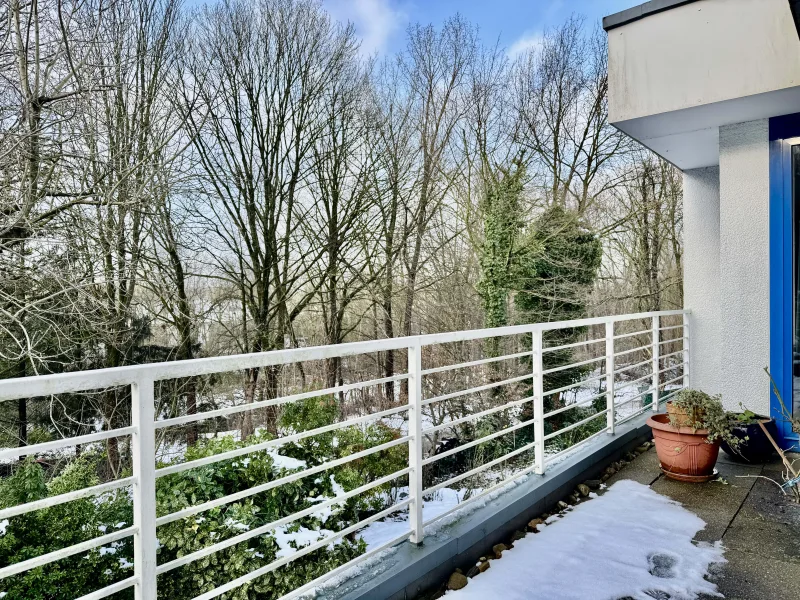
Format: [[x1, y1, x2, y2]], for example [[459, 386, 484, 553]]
[[647, 389, 739, 482]]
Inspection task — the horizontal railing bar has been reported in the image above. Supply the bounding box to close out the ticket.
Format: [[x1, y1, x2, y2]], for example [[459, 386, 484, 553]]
[[0, 526, 137, 580], [156, 373, 409, 429], [277, 531, 412, 600], [544, 391, 607, 419], [614, 358, 652, 377], [543, 409, 608, 441], [614, 387, 653, 408], [0, 476, 136, 520], [423, 439, 539, 495], [616, 406, 652, 426], [418, 310, 688, 347], [543, 373, 605, 397], [422, 395, 535, 435], [156, 405, 409, 478], [156, 436, 410, 525], [158, 467, 411, 574], [74, 577, 140, 600], [659, 362, 688, 375], [421, 350, 535, 375], [0, 311, 689, 402], [0, 426, 137, 461], [660, 375, 685, 388], [659, 389, 682, 404], [542, 338, 604, 354], [422, 419, 536, 466], [542, 355, 605, 375], [659, 350, 685, 361], [544, 427, 611, 463], [421, 373, 533, 407], [189, 499, 413, 600], [614, 344, 650, 359], [659, 336, 688, 345], [422, 461, 540, 527], [614, 372, 654, 391], [0, 339, 418, 402], [659, 324, 687, 332], [613, 329, 651, 341]]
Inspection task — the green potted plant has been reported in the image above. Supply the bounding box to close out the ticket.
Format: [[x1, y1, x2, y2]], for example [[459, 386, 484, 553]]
[[647, 389, 739, 482]]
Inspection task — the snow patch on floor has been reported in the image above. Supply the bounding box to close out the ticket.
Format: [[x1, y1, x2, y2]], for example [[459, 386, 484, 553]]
[[446, 480, 725, 600]]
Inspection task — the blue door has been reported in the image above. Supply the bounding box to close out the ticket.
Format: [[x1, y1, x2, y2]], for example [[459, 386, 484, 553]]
[[769, 115, 800, 449]]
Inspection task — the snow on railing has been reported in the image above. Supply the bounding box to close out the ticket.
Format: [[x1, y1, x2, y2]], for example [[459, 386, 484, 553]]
[[0, 309, 689, 600]]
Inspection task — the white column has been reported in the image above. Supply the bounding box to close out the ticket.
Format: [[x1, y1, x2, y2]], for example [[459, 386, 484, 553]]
[[605, 322, 615, 434], [683, 165, 721, 396], [407, 340, 424, 545], [719, 119, 771, 414], [652, 315, 660, 411], [132, 377, 157, 599], [532, 329, 545, 475]]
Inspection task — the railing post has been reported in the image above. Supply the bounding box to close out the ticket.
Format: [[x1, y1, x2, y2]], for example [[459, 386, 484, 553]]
[[652, 315, 660, 412], [407, 340, 424, 545], [132, 377, 157, 599], [532, 328, 545, 475], [683, 311, 690, 388], [605, 321, 615, 434]]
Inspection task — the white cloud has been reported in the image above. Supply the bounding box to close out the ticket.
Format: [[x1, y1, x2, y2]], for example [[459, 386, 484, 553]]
[[325, 0, 408, 57], [507, 30, 544, 59]]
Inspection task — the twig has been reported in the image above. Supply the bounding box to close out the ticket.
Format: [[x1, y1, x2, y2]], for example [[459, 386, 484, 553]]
[[734, 474, 787, 495], [757, 420, 799, 480]]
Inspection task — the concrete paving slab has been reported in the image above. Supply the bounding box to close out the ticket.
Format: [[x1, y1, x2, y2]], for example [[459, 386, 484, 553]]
[[650, 466, 757, 542], [737, 477, 800, 526], [700, 549, 800, 600], [723, 517, 800, 564], [605, 446, 661, 486]]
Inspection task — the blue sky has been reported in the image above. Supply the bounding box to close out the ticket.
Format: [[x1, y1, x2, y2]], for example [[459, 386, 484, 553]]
[[321, 0, 641, 56]]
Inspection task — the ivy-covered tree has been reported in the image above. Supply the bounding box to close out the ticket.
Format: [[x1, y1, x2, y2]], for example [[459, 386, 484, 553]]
[[476, 161, 527, 354], [515, 205, 602, 428]]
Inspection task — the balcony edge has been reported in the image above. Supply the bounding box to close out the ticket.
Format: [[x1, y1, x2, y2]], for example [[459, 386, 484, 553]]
[[330, 413, 654, 600]]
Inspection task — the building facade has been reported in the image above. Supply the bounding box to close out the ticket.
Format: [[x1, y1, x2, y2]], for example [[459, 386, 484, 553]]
[[605, 0, 800, 446]]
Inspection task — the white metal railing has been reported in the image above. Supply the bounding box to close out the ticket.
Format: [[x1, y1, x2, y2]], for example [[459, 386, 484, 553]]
[[0, 309, 690, 600]]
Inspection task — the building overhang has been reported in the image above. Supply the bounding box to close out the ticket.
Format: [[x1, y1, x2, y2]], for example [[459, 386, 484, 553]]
[[605, 0, 800, 170]]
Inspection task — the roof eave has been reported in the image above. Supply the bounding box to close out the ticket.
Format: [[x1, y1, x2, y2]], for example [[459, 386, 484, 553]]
[[603, 0, 703, 32]]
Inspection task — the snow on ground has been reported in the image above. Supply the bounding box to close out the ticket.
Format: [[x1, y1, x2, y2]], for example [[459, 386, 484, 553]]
[[358, 488, 479, 549], [446, 480, 725, 600]]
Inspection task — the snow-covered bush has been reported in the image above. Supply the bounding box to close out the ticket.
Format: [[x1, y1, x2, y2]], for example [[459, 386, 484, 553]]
[[0, 454, 134, 600]]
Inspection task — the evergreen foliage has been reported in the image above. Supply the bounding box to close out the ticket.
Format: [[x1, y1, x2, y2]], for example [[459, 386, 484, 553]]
[[0, 403, 406, 600], [515, 205, 603, 428], [477, 163, 527, 336]]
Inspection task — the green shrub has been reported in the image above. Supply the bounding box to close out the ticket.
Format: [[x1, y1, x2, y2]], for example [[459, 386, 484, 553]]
[[0, 455, 134, 600], [0, 397, 406, 599]]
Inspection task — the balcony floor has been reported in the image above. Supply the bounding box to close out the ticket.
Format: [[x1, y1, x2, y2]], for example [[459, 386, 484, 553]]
[[433, 442, 800, 600], [605, 445, 800, 600]]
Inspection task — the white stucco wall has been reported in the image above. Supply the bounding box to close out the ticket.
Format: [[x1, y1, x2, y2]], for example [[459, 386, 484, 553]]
[[718, 120, 771, 414], [608, 0, 800, 124], [683, 166, 721, 397]]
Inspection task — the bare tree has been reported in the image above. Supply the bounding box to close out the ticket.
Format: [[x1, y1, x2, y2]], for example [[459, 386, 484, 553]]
[[370, 57, 418, 400], [305, 56, 383, 390], [604, 153, 683, 313], [400, 17, 477, 339], [513, 17, 627, 216], [177, 0, 360, 435], [0, 0, 109, 449], [74, 0, 183, 474]]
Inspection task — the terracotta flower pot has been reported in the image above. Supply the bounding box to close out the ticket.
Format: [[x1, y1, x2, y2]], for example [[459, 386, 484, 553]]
[[646, 413, 720, 482], [665, 400, 704, 429]]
